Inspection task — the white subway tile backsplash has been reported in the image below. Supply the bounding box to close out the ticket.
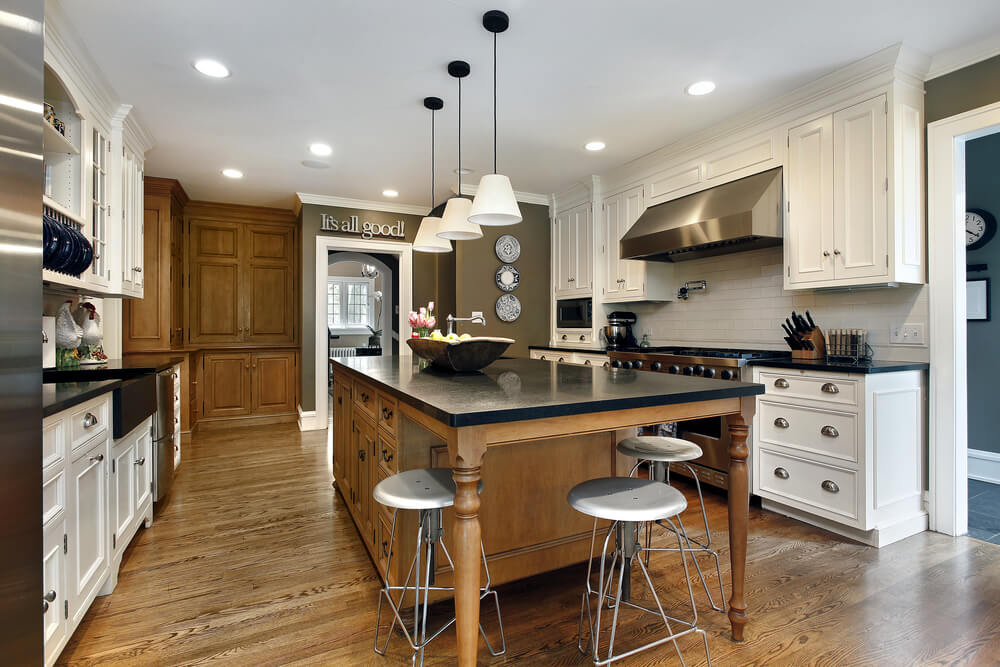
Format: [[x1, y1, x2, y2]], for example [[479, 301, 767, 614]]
[[627, 247, 928, 361]]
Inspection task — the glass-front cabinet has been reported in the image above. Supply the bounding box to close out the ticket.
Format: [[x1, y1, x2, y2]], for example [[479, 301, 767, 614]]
[[89, 126, 110, 287]]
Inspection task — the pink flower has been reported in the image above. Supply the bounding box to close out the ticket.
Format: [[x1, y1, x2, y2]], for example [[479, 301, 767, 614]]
[[426, 315, 436, 328], [428, 301, 435, 313], [419, 307, 427, 316], [408, 312, 419, 327]]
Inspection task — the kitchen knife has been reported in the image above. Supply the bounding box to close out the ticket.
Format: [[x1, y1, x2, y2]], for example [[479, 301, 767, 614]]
[[786, 318, 798, 336], [795, 312, 809, 333], [784, 335, 800, 350], [805, 311, 816, 329], [790, 312, 802, 332], [781, 322, 795, 339]]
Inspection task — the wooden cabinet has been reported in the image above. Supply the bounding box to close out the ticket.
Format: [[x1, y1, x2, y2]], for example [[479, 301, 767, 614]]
[[251, 351, 296, 415], [201, 352, 252, 419], [601, 186, 674, 302], [785, 94, 922, 289], [332, 377, 353, 492], [353, 415, 376, 543], [123, 178, 188, 352], [186, 204, 297, 347], [200, 350, 297, 423], [554, 202, 592, 296]]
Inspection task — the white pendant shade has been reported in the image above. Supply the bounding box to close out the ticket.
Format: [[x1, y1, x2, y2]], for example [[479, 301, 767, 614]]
[[412, 216, 452, 253], [437, 197, 482, 240], [468, 174, 522, 226]]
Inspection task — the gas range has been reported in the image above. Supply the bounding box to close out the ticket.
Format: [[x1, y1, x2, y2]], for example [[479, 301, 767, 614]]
[[608, 346, 790, 379]]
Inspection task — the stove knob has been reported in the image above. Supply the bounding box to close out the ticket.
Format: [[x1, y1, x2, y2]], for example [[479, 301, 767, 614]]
[[650, 361, 662, 371], [693, 365, 705, 376], [720, 369, 734, 380], [683, 366, 694, 376], [703, 368, 716, 378], [622, 361, 634, 370], [611, 360, 622, 369], [632, 360, 643, 370], [668, 365, 681, 374]]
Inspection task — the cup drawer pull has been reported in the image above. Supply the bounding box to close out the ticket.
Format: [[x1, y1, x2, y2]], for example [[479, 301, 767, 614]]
[[773, 467, 789, 479], [821, 480, 840, 493], [773, 417, 789, 429], [821, 382, 839, 394], [381, 407, 393, 421], [821, 425, 839, 438], [83, 412, 99, 428], [774, 378, 789, 389]]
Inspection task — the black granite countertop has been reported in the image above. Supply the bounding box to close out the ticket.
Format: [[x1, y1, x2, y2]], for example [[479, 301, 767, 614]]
[[528, 345, 608, 354], [332, 356, 763, 427], [43, 357, 184, 383], [746, 358, 929, 374], [43, 380, 121, 417]]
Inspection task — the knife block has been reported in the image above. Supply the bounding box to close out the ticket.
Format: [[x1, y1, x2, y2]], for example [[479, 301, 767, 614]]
[[792, 328, 826, 359]]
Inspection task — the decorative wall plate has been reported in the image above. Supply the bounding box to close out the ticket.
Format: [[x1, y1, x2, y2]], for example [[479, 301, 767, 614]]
[[495, 264, 520, 292], [495, 234, 520, 262], [495, 294, 521, 322]]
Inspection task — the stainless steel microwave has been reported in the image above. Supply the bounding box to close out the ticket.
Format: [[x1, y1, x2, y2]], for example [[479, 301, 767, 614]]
[[556, 298, 592, 329]]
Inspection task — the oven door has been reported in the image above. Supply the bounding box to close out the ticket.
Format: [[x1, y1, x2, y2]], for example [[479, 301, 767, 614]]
[[556, 298, 592, 329]]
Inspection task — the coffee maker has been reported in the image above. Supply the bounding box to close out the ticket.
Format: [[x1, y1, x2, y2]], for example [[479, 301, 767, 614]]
[[603, 311, 637, 350]]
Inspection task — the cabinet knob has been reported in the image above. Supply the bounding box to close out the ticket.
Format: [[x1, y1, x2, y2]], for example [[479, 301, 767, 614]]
[[821, 382, 839, 394], [820, 425, 839, 438], [833, 249, 841, 255], [773, 417, 789, 429], [773, 378, 789, 389], [134, 456, 146, 465], [133, 266, 142, 272], [89, 453, 104, 463], [821, 480, 840, 493], [773, 467, 789, 480], [822, 251, 830, 257], [567, 277, 575, 282], [43, 590, 56, 603], [83, 412, 99, 428]]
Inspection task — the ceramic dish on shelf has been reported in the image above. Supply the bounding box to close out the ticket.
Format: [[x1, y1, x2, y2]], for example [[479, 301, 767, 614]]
[[407, 336, 514, 372]]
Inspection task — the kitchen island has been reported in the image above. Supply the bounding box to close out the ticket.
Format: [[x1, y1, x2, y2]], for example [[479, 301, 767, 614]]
[[330, 355, 764, 666]]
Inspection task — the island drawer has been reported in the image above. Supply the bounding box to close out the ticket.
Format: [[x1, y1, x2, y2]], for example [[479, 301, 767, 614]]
[[353, 379, 377, 418], [69, 393, 111, 453], [758, 400, 858, 463], [758, 371, 858, 408], [377, 433, 397, 477], [756, 448, 858, 524], [377, 393, 397, 436], [42, 415, 67, 471]]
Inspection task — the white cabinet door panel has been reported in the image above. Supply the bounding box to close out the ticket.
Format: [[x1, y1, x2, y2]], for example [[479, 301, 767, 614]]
[[134, 425, 153, 511], [621, 186, 645, 294], [603, 195, 622, 297], [787, 115, 835, 284], [70, 438, 108, 624], [111, 437, 135, 553], [43, 517, 68, 666]]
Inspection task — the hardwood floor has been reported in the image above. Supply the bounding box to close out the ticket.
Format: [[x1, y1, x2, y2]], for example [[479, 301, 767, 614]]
[[58, 422, 1000, 666]]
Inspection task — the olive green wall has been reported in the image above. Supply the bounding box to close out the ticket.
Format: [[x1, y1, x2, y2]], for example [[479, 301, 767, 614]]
[[455, 201, 551, 359], [925, 55, 1000, 123]]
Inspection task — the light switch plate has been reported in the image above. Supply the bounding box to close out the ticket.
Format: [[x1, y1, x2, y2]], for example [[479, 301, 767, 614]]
[[472, 311, 483, 320], [890, 323, 925, 345]]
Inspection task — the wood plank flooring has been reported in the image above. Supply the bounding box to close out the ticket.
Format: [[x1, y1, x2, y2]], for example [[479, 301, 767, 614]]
[[58, 422, 1000, 666]]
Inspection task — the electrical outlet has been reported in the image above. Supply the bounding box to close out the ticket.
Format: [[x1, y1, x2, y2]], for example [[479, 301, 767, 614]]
[[890, 323, 925, 345]]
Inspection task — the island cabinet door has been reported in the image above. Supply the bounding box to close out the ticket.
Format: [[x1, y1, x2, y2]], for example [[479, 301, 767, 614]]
[[353, 415, 377, 544], [331, 379, 351, 487], [201, 352, 251, 418]]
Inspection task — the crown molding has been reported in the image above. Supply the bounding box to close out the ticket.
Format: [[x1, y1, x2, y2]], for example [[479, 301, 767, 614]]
[[926, 34, 1000, 80], [552, 180, 593, 213], [295, 193, 429, 217], [44, 2, 119, 123], [454, 183, 550, 206]]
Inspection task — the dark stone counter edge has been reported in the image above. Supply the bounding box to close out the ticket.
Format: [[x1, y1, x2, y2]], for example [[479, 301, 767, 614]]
[[43, 357, 184, 383], [43, 380, 121, 418], [332, 361, 763, 428], [746, 359, 929, 374], [528, 345, 608, 354]]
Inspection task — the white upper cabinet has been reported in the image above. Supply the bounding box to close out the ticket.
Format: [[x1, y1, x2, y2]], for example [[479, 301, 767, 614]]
[[601, 186, 674, 303], [554, 202, 592, 296], [113, 108, 146, 298], [787, 115, 835, 284]]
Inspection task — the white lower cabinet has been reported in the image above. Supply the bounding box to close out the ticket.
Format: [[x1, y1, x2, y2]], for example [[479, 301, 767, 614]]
[[530, 349, 609, 368], [751, 366, 926, 547], [43, 397, 153, 666]]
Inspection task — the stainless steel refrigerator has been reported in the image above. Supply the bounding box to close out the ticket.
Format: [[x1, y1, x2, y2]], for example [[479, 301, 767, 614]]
[[0, 0, 44, 662]]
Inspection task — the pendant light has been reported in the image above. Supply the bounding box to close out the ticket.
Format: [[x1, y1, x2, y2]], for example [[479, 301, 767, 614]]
[[412, 96, 452, 253], [437, 60, 482, 241], [469, 10, 522, 227]]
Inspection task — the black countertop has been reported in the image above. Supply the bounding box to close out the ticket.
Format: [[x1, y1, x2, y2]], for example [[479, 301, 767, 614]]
[[43, 380, 121, 417], [43, 357, 183, 383], [528, 345, 608, 354], [746, 358, 929, 374], [332, 356, 763, 427]]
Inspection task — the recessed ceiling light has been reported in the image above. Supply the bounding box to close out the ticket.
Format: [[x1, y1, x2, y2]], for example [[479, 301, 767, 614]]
[[685, 80, 716, 96], [453, 167, 474, 175], [584, 141, 606, 152], [193, 59, 230, 78], [309, 142, 332, 157], [221, 168, 243, 179], [382, 189, 399, 198], [301, 159, 330, 169]]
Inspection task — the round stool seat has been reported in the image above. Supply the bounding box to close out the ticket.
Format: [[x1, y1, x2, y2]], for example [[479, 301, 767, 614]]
[[568, 477, 687, 522], [617, 436, 703, 463], [372, 468, 484, 510]]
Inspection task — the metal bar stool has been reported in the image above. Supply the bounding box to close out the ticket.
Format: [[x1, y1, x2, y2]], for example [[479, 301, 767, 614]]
[[617, 435, 727, 612], [569, 476, 711, 666], [372, 468, 505, 666]]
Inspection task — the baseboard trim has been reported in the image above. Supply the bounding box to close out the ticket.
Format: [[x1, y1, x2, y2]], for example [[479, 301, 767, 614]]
[[969, 448, 1000, 485], [298, 405, 323, 431], [760, 499, 927, 548], [196, 413, 298, 431]]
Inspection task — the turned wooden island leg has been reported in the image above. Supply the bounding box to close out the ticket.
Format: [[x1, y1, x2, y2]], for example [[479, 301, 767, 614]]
[[449, 428, 487, 667], [727, 410, 750, 641]]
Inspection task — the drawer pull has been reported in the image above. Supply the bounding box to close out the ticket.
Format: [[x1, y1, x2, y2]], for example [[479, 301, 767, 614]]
[[558, 357, 566, 363], [579, 335, 586, 341], [381, 448, 393, 464], [381, 407, 393, 421], [773, 417, 789, 429], [821, 480, 840, 493], [774, 378, 789, 389], [358, 449, 366, 461], [89, 454, 104, 463], [584, 360, 592, 366], [381, 540, 389, 558], [821, 425, 839, 438], [360, 392, 370, 403], [821, 382, 839, 394], [773, 467, 789, 479], [134, 457, 146, 466], [83, 412, 99, 428]]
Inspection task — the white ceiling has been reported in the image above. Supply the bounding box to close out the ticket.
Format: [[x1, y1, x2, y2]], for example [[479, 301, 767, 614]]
[[55, 0, 1000, 210]]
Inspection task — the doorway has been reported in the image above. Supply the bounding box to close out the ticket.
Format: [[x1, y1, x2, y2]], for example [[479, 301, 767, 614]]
[[927, 100, 1000, 537], [327, 251, 397, 357]]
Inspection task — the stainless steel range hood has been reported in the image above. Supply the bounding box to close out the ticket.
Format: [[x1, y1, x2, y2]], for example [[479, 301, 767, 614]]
[[620, 167, 783, 262]]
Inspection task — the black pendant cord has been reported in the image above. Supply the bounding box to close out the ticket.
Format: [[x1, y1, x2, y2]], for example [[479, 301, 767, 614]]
[[457, 75, 462, 195], [493, 31, 497, 175], [430, 108, 435, 209]]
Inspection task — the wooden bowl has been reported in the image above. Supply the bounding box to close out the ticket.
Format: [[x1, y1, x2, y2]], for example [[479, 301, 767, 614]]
[[406, 337, 515, 372]]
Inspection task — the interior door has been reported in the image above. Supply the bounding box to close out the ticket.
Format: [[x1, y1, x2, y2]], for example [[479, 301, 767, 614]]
[[202, 352, 251, 418], [787, 115, 835, 284], [603, 194, 622, 297], [833, 95, 888, 281], [70, 438, 108, 625], [250, 351, 295, 415], [244, 224, 295, 345], [620, 186, 645, 294], [188, 219, 242, 344], [111, 436, 136, 553]]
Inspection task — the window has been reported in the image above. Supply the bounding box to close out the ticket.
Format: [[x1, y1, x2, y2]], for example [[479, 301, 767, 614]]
[[327, 277, 374, 332]]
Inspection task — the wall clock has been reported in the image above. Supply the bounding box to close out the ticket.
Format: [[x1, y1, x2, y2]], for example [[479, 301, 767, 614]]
[[966, 209, 997, 251], [495, 264, 520, 292]]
